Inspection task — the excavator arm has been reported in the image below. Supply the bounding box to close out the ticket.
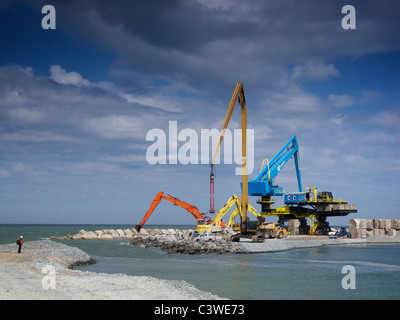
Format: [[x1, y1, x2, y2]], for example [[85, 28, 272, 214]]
[[213, 195, 241, 227], [248, 136, 302, 196], [211, 82, 249, 232], [228, 203, 260, 227], [135, 191, 206, 231]]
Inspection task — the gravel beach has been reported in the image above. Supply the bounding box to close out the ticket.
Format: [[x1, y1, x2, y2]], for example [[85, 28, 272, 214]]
[[238, 235, 400, 253], [0, 240, 222, 300]]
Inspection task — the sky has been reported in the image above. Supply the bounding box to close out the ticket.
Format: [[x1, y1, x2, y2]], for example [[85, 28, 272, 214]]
[[0, 0, 399, 225]]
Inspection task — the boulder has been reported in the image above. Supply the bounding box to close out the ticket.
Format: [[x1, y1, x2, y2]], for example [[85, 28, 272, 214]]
[[99, 234, 113, 240], [94, 230, 104, 237], [123, 229, 133, 238], [167, 229, 177, 236], [82, 231, 98, 240], [116, 229, 125, 237]]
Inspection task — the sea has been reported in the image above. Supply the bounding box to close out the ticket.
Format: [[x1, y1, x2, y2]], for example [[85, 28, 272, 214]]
[[1, 224, 400, 300]]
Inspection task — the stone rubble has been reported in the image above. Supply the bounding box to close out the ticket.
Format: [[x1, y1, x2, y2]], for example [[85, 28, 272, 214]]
[[130, 233, 241, 254], [59, 227, 241, 254]]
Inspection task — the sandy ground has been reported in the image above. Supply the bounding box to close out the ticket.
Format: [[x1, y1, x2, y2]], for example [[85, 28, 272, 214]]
[[0, 241, 222, 300]]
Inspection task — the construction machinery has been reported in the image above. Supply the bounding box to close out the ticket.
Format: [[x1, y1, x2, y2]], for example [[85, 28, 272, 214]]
[[210, 82, 249, 232], [208, 83, 292, 242], [247, 136, 302, 213], [231, 219, 289, 242], [240, 132, 357, 235], [335, 227, 351, 238], [198, 194, 259, 233], [197, 194, 241, 233], [283, 187, 357, 234], [135, 191, 212, 232]]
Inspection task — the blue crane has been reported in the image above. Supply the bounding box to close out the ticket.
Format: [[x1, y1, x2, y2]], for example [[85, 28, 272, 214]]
[[247, 136, 302, 197]]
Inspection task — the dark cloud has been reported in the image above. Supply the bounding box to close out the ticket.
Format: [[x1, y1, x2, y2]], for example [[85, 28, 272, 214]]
[[36, 0, 400, 93]]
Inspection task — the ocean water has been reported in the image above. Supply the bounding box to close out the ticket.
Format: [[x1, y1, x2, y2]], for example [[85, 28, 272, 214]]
[[1, 224, 400, 300]]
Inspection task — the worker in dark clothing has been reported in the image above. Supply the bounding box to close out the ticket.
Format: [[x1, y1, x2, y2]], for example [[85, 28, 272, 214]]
[[17, 236, 23, 253]]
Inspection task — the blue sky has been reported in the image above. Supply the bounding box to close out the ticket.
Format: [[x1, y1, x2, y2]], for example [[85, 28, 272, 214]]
[[0, 0, 399, 226]]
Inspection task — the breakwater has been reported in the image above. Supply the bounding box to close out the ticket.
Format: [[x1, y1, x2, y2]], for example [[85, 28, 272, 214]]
[[57, 227, 241, 254], [60, 227, 195, 240]]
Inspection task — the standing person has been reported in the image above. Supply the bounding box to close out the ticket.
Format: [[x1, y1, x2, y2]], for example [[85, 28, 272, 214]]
[[17, 236, 23, 253]]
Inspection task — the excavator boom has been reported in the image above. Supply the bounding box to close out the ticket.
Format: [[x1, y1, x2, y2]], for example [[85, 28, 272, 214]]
[[135, 192, 206, 231], [210, 82, 249, 232]]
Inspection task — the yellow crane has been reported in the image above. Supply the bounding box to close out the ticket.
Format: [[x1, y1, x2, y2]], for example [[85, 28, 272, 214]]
[[210, 82, 249, 232]]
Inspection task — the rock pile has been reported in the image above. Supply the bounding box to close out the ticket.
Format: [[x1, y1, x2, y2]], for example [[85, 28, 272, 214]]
[[349, 219, 400, 238], [58, 228, 241, 254], [61, 228, 138, 240], [130, 234, 241, 255]]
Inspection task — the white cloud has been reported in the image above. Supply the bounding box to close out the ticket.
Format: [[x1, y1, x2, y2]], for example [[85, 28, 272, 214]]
[[328, 94, 355, 108], [330, 114, 347, 126], [367, 110, 400, 128], [50, 65, 90, 86], [8, 108, 43, 122], [85, 115, 146, 139], [0, 169, 10, 178], [291, 62, 340, 81], [121, 93, 182, 112]]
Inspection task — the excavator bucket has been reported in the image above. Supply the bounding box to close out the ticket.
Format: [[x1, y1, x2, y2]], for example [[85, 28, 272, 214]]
[[135, 225, 142, 232]]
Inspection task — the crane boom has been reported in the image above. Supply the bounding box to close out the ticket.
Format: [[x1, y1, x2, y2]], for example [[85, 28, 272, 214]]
[[135, 191, 206, 231], [248, 136, 302, 196], [210, 82, 249, 232]]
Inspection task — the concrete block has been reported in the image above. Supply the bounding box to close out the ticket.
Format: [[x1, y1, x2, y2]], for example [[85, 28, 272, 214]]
[[365, 219, 374, 230], [373, 229, 385, 236], [349, 219, 360, 229], [288, 219, 300, 228], [386, 229, 397, 236]]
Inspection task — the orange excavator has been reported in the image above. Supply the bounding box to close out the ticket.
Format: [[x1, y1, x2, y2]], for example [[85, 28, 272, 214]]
[[135, 191, 211, 232]]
